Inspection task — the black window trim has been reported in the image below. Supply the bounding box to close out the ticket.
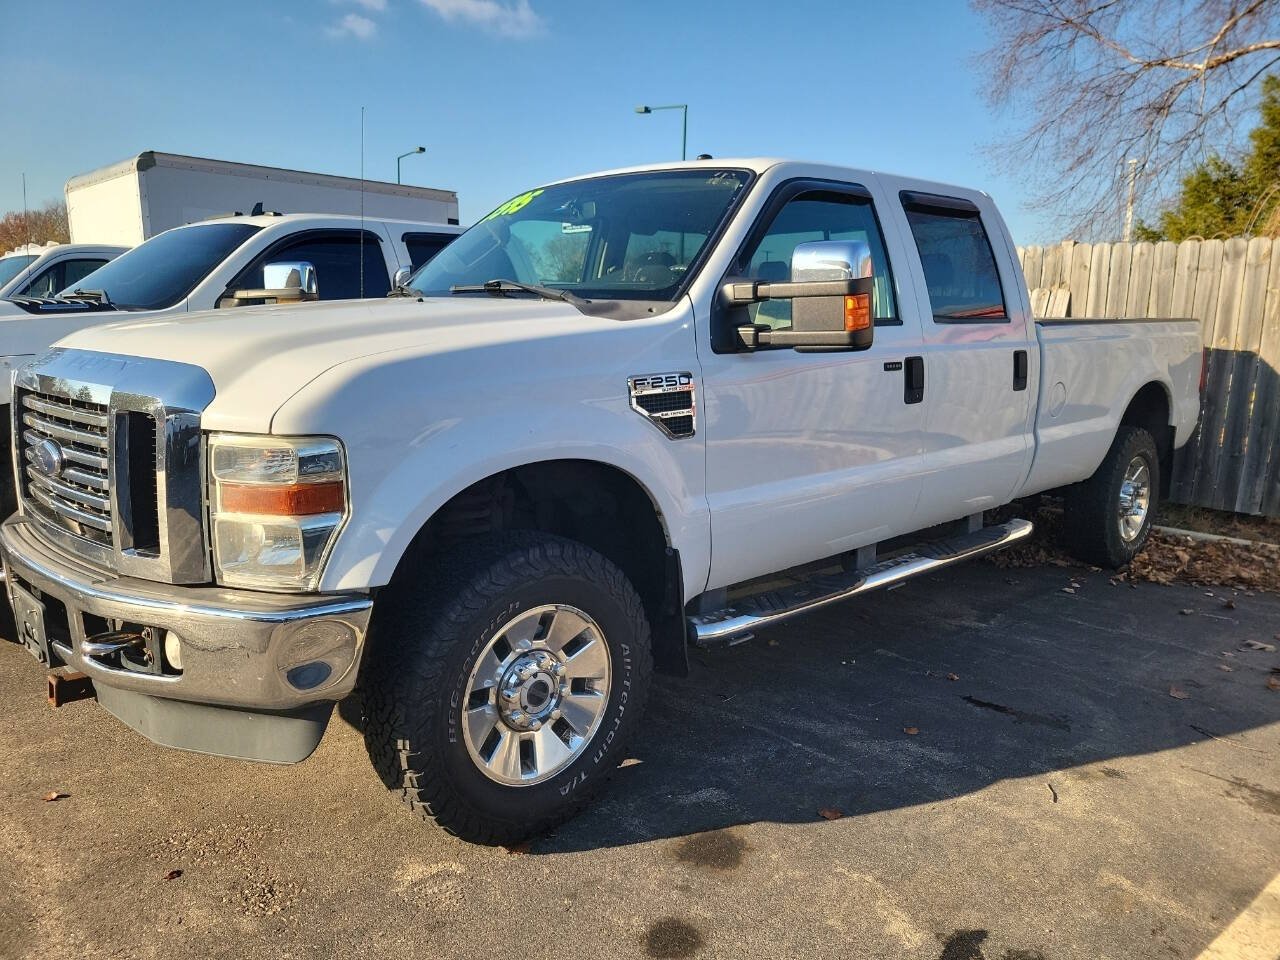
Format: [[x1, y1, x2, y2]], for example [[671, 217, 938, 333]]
[[219, 227, 390, 306], [899, 189, 1010, 325], [712, 177, 900, 353]]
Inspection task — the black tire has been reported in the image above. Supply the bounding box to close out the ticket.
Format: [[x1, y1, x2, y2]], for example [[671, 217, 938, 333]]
[[1064, 425, 1160, 568], [359, 531, 653, 844]]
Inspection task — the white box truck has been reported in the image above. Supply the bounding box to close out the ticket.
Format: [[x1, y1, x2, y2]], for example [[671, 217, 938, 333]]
[[65, 151, 460, 247]]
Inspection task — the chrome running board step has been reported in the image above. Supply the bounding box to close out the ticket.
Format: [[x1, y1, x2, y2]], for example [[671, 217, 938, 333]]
[[688, 519, 1034, 647]]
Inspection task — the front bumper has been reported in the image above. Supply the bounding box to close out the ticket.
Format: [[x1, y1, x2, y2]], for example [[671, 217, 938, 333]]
[[0, 515, 373, 714]]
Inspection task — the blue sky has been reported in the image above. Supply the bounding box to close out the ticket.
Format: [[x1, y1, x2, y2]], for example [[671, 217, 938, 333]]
[[2, 0, 1057, 243]]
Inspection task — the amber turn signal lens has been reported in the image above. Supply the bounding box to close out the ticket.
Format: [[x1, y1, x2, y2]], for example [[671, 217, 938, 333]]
[[844, 293, 871, 332], [218, 480, 345, 516]]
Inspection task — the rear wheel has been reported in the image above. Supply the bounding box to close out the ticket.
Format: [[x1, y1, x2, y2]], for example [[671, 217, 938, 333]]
[[1064, 425, 1160, 568], [360, 531, 653, 844]]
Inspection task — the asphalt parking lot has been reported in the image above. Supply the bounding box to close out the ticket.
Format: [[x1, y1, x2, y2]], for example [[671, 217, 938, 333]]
[[1, 560, 1277, 960]]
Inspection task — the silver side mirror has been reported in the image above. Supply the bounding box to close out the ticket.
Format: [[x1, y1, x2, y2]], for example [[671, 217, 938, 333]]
[[393, 266, 413, 289], [230, 260, 319, 304], [790, 240, 873, 282]]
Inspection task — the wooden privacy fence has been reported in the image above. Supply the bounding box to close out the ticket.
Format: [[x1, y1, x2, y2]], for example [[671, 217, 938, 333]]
[[1016, 237, 1280, 518]]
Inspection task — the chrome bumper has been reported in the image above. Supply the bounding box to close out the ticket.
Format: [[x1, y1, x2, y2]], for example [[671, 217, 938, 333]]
[[0, 515, 373, 712]]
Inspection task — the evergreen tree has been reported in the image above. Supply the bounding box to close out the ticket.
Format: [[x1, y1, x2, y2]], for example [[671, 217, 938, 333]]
[[1136, 75, 1280, 241]]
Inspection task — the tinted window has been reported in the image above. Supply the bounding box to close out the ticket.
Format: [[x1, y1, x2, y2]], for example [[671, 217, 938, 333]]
[[410, 169, 752, 302], [62, 258, 107, 289], [15, 264, 62, 298], [902, 203, 1007, 322], [0, 254, 37, 289], [402, 232, 454, 271], [231, 232, 390, 303], [741, 192, 897, 329], [18, 259, 109, 298], [63, 223, 260, 310]]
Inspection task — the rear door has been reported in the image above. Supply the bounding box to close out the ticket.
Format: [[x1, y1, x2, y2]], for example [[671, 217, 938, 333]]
[[699, 179, 928, 590], [883, 186, 1036, 527]]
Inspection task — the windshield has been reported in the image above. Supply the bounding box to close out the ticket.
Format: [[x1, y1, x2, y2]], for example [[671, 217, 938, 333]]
[[61, 222, 261, 310], [409, 169, 752, 302], [0, 255, 37, 290]]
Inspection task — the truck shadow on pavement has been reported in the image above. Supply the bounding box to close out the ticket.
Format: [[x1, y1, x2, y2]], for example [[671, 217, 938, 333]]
[[502, 561, 1280, 854]]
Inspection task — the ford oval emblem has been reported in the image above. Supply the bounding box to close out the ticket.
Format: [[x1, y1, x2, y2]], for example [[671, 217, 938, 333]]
[[30, 438, 65, 479]]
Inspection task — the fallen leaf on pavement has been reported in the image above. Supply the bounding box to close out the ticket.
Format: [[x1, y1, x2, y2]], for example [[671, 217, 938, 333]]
[[1267, 676, 1280, 692], [1061, 587, 1076, 594], [1218, 664, 1234, 672], [1169, 686, 1190, 700], [164, 870, 183, 881], [904, 726, 919, 735], [947, 673, 960, 681], [42, 791, 67, 802], [1242, 640, 1277, 652], [818, 807, 845, 821], [504, 841, 532, 855], [1180, 609, 1194, 615], [1222, 599, 1237, 610]]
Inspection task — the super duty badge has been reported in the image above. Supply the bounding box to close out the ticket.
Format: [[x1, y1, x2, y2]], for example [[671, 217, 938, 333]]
[[628, 372, 696, 439]]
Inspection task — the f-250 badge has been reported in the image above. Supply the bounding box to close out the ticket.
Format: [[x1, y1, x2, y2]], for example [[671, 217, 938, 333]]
[[627, 372, 696, 440]]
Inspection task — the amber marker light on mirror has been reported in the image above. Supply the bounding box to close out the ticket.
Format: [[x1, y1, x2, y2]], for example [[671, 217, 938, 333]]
[[845, 293, 871, 332]]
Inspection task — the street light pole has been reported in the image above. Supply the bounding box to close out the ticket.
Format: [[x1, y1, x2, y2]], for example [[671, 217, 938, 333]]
[[634, 104, 688, 161], [397, 146, 426, 184]]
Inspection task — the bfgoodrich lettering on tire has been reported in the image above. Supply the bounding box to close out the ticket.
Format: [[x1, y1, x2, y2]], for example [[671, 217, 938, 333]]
[[359, 531, 653, 844]]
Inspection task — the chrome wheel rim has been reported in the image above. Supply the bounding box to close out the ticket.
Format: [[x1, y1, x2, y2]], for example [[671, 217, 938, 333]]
[[1117, 456, 1151, 543], [461, 604, 611, 787]]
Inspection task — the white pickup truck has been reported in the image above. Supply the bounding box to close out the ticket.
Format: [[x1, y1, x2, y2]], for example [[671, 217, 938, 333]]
[[0, 213, 464, 513], [1, 159, 1201, 844]]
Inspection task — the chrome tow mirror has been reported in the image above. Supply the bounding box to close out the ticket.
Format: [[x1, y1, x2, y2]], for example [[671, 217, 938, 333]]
[[726, 239, 876, 351], [230, 260, 319, 304]]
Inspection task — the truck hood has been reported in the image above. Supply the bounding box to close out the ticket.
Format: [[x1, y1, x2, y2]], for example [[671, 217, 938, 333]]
[[55, 297, 618, 432]]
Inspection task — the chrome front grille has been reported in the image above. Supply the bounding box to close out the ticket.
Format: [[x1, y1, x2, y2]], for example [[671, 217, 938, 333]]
[[18, 391, 114, 546], [12, 348, 217, 584]]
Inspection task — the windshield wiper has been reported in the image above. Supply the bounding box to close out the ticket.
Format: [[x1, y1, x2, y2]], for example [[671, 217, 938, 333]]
[[450, 278, 588, 306], [64, 288, 114, 306]]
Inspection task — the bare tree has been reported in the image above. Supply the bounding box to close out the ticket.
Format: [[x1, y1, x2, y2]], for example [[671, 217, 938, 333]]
[[974, 0, 1280, 238], [0, 200, 70, 252]]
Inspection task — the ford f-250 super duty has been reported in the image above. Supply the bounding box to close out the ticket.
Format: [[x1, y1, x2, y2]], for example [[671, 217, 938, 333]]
[[1, 159, 1201, 843]]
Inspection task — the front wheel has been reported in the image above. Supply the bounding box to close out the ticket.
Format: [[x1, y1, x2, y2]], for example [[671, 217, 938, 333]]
[[360, 531, 653, 844], [1064, 425, 1160, 568]]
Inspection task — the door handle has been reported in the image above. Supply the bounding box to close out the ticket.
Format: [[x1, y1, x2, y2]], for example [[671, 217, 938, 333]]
[[904, 356, 924, 404], [1013, 350, 1028, 391]]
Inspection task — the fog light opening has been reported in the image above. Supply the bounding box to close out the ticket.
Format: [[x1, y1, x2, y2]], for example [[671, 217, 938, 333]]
[[286, 661, 333, 690], [278, 619, 358, 692], [163, 631, 184, 673]]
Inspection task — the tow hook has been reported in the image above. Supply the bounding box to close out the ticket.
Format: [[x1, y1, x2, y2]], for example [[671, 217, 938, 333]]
[[47, 670, 93, 707], [80, 631, 146, 658]]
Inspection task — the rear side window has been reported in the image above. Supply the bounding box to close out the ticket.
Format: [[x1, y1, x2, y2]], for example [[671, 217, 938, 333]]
[[901, 193, 1007, 322], [402, 232, 455, 271]]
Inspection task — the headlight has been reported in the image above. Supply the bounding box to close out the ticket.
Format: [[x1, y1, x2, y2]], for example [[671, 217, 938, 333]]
[[207, 433, 348, 591]]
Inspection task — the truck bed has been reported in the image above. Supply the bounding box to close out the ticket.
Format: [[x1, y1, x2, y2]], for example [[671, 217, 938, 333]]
[[1019, 317, 1203, 497]]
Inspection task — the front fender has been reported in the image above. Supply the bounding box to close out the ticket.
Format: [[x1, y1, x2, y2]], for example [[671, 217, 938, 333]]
[[268, 306, 709, 599]]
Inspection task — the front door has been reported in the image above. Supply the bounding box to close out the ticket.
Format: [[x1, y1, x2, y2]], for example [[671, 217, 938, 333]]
[[698, 181, 928, 590]]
